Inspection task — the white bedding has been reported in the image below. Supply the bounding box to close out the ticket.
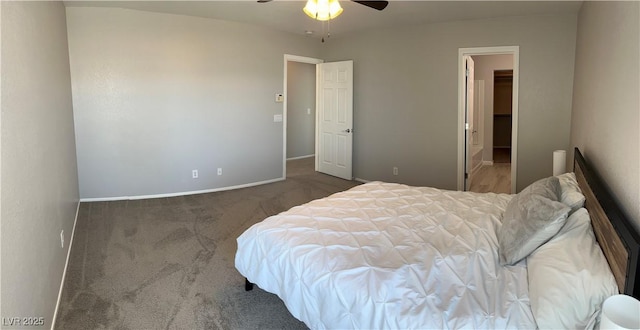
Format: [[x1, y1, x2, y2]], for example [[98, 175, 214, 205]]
[[235, 182, 536, 329]]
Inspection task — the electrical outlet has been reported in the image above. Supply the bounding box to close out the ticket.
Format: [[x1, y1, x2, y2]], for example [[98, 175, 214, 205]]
[[192, 169, 198, 179], [60, 230, 64, 248], [393, 167, 398, 176], [217, 168, 222, 176]]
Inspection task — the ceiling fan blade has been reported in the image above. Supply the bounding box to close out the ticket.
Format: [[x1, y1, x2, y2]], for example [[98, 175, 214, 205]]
[[351, 1, 389, 11]]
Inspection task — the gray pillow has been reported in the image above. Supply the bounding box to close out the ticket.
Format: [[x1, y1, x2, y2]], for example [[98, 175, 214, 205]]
[[498, 177, 571, 266]]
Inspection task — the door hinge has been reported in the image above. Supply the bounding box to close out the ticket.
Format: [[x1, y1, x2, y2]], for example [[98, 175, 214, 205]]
[[465, 69, 469, 77], [465, 173, 469, 179], [465, 123, 470, 130]]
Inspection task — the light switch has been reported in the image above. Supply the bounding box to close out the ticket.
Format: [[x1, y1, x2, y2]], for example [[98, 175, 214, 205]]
[[307, 108, 311, 115], [273, 114, 283, 122], [275, 94, 284, 103]]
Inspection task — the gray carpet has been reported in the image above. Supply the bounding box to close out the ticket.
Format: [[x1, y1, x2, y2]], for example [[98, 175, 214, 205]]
[[55, 158, 359, 329]]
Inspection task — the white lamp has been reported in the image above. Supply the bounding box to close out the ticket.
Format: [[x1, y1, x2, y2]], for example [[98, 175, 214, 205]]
[[553, 150, 566, 176], [599, 294, 640, 329]]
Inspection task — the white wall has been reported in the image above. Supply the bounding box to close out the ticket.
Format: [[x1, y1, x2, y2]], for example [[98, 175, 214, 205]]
[[570, 1, 640, 229], [321, 14, 577, 191], [1, 1, 79, 327], [286, 61, 316, 159], [66, 7, 322, 199], [471, 54, 514, 162]]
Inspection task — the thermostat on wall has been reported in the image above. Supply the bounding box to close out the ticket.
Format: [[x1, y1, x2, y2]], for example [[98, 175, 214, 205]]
[[275, 93, 284, 103]]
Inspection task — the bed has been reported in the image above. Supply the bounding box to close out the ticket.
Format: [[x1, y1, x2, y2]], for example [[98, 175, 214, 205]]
[[235, 148, 640, 329]]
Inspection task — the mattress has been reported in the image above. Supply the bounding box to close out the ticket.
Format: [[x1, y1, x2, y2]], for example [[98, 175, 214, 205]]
[[235, 182, 536, 329]]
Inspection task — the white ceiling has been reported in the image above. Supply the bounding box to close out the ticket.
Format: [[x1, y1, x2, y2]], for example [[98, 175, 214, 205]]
[[63, 1, 583, 39]]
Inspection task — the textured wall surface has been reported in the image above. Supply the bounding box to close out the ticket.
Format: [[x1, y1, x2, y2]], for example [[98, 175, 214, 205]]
[[66, 7, 321, 199], [321, 14, 577, 191], [570, 1, 640, 230], [66, 8, 578, 197], [1, 1, 79, 327]]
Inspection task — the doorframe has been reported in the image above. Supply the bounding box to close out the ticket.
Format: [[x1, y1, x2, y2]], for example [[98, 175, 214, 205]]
[[457, 46, 519, 193], [282, 54, 324, 178]]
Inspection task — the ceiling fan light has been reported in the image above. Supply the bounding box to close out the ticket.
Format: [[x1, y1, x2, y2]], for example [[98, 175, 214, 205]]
[[303, 0, 343, 21]]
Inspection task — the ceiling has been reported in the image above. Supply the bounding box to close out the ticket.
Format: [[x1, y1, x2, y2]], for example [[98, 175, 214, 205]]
[[63, 1, 583, 39]]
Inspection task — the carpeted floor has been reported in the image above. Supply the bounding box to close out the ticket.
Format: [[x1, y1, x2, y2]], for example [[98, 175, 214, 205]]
[[55, 157, 359, 329]]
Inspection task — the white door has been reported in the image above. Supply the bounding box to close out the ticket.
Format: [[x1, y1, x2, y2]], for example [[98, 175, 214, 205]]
[[316, 60, 353, 180], [464, 56, 475, 190]]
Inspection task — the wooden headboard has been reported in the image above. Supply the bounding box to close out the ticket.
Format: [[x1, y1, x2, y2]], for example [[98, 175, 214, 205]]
[[573, 148, 640, 299]]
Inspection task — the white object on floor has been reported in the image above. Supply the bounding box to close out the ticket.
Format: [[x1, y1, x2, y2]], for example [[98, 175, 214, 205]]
[[599, 294, 640, 329]]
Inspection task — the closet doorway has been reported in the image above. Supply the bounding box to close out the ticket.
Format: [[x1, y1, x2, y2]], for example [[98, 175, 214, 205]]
[[493, 70, 513, 164]]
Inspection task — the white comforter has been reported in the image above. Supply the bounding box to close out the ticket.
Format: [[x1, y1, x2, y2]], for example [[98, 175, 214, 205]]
[[235, 182, 536, 329]]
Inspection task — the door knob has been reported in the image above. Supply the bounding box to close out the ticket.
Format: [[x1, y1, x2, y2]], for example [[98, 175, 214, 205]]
[[344, 129, 352, 133]]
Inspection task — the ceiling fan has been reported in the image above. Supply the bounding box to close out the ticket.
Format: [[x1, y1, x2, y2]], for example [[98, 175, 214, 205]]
[[258, 0, 388, 42], [257, 0, 390, 15]]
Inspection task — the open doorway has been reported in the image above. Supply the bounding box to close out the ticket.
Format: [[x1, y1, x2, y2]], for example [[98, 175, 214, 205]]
[[458, 47, 519, 194], [283, 55, 354, 181], [492, 69, 514, 164], [283, 55, 323, 178], [469, 56, 514, 194]]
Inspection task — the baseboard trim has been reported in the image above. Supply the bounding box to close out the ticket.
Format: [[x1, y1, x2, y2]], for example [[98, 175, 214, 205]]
[[79, 177, 286, 202], [354, 177, 371, 183], [482, 160, 494, 166], [51, 201, 81, 330], [286, 154, 315, 161]]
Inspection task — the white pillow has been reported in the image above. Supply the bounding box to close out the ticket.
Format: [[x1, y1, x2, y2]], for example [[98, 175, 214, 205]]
[[498, 177, 570, 265], [527, 208, 618, 329], [557, 172, 586, 213]]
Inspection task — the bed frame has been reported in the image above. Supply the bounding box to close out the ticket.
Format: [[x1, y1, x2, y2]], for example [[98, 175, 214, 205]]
[[574, 148, 640, 299]]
